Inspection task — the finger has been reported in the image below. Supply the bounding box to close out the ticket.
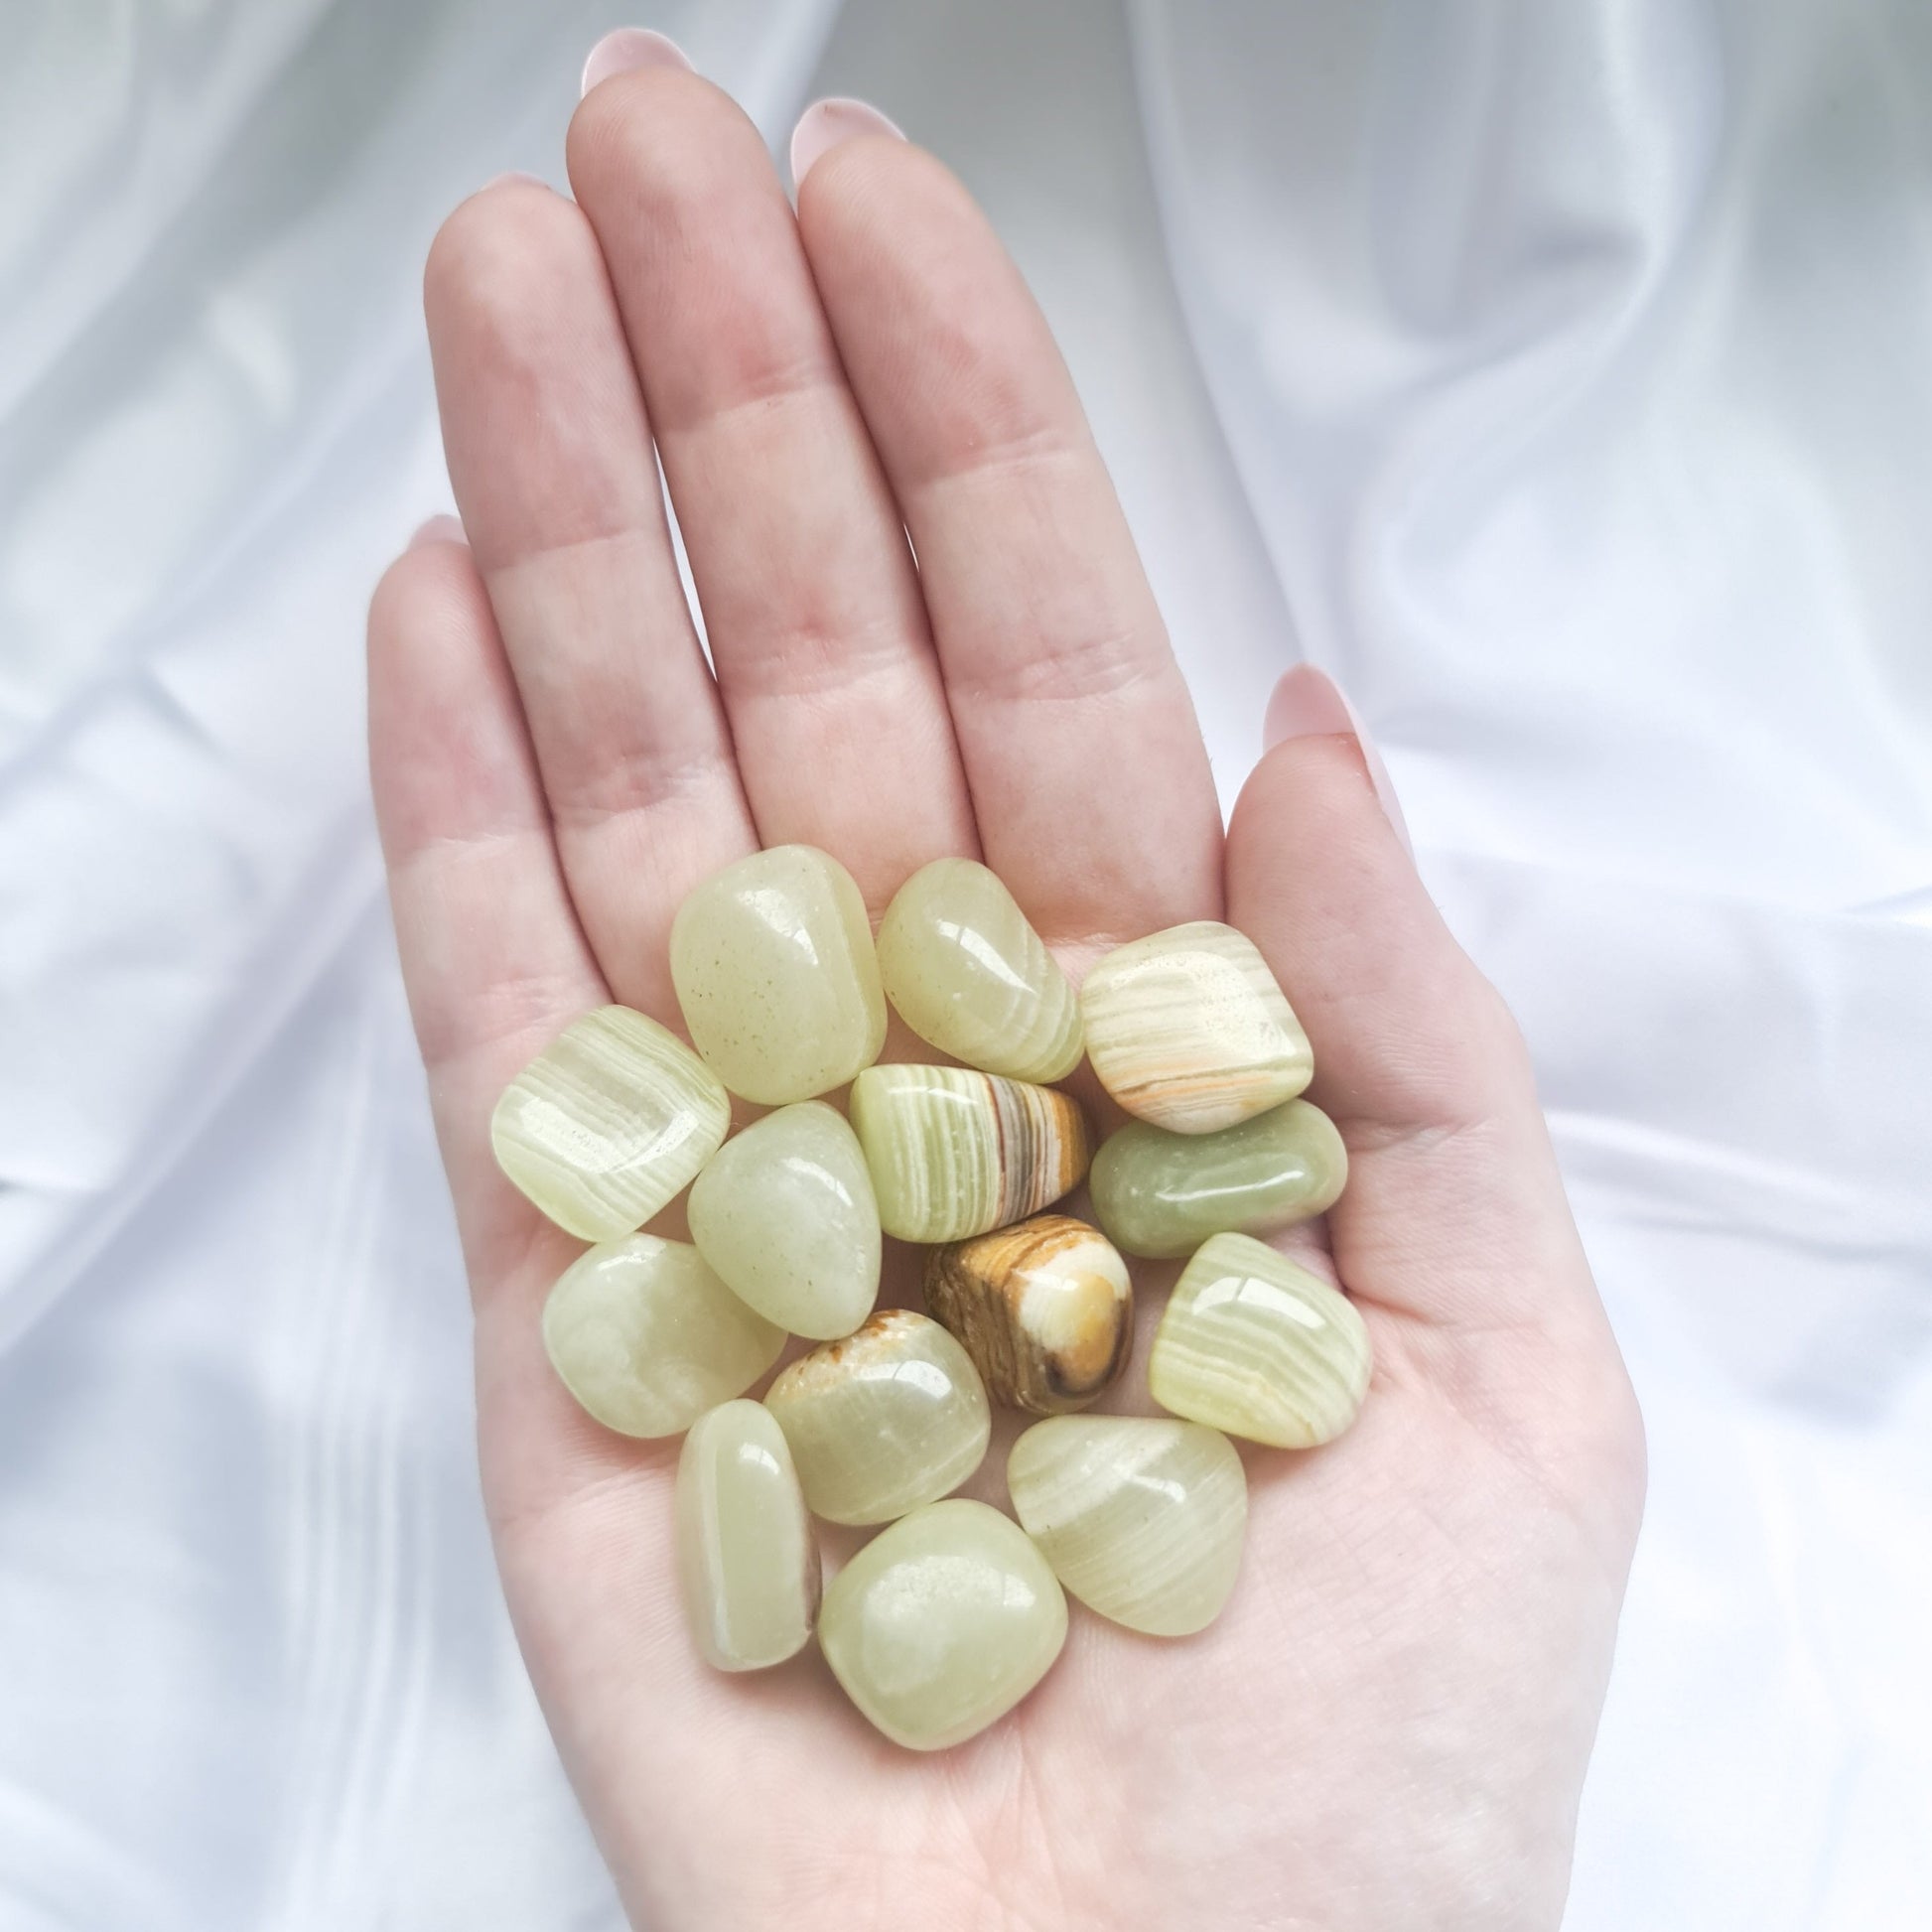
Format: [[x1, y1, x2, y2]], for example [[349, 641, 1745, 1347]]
[[366, 527, 606, 1289], [1223, 679, 1607, 1350], [567, 70, 976, 907], [795, 133, 1223, 941], [424, 178, 756, 1015]]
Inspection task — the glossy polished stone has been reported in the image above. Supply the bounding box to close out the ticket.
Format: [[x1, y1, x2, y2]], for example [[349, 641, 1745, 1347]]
[[1149, 1232, 1371, 1449], [687, 1102, 881, 1341], [818, 1498, 1067, 1751], [876, 858, 1083, 1082], [1007, 1416, 1247, 1636], [543, 1234, 785, 1439], [924, 1215, 1132, 1415], [676, 1400, 820, 1671], [849, 1064, 1091, 1244], [1090, 1099, 1348, 1259], [491, 1006, 731, 1242], [669, 845, 888, 1105], [764, 1310, 992, 1525], [1079, 922, 1311, 1135]]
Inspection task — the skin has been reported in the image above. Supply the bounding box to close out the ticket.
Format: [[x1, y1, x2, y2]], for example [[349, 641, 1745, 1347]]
[[366, 64, 1645, 1932]]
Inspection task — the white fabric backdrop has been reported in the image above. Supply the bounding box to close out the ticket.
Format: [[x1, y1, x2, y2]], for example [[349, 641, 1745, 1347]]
[[1, 2, 1927, 1926]]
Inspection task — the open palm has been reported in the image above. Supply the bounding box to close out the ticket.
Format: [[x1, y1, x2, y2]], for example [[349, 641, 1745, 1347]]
[[368, 50, 1643, 1932]]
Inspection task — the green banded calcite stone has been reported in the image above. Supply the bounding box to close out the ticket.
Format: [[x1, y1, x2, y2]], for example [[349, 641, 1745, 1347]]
[[818, 1498, 1067, 1751], [764, 1309, 991, 1525], [687, 1101, 882, 1341], [1148, 1232, 1371, 1449], [542, 1233, 785, 1439], [849, 1063, 1091, 1244], [676, 1399, 820, 1671], [669, 845, 888, 1105], [1007, 1416, 1247, 1636], [876, 858, 1083, 1082], [1089, 1098, 1348, 1259], [490, 1006, 731, 1243], [1079, 922, 1311, 1135]]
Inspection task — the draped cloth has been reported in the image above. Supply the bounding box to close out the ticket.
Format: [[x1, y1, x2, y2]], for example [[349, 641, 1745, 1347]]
[[1, 2, 1926, 1925]]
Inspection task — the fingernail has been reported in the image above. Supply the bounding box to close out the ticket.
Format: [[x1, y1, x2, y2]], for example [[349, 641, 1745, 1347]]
[[1263, 664, 1414, 856], [581, 27, 693, 97], [408, 514, 467, 551], [481, 171, 549, 193], [790, 96, 905, 189]]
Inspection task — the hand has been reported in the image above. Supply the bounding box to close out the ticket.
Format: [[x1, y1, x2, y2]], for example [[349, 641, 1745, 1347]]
[[367, 58, 1643, 1932]]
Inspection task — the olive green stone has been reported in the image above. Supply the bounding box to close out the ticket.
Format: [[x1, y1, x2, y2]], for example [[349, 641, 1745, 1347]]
[[669, 845, 888, 1105], [1148, 1232, 1371, 1449], [490, 1006, 731, 1243], [687, 1102, 882, 1340], [676, 1400, 820, 1671], [876, 858, 1083, 1082], [1007, 1416, 1247, 1636], [542, 1234, 785, 1439], [818, 1498, 1067, 1751], [764, 1310, 991, 1525], [1089, 1099, 1348, 1259]]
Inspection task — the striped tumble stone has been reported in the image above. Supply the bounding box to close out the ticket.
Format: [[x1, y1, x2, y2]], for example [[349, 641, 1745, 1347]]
[[1149, 1232, 1371, 1449], [1007, 1416, 1248, 1636], [876, 858, 1083, 1082], [849, 1063, 1092, 1244], [1089, 1098, 1348, 1259], [491, 1006, 731, 1242], [1079, 922, 1311, 1135]]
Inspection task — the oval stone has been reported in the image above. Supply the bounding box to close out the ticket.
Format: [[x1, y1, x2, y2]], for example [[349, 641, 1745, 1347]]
[[849, 1064, 1091, 1244], [818, 1498, 1067, 1751], [1089, 1099, 1348, 1259], [1007, 1416, 1247, 1636], [676, 1400, 820, 1671], [876, 858, 1083, 1082], [669, 845, 888, 1105], [1079, 922, 1311, 1134], [764, 1310, 992, 1525], [1148, 1232, 1371, 1449], [491, 1006, 731, 1243], [924, 1215, 1132, 1415], [542, 1234, 785, 1439], [687, 1102, 882, 1340]]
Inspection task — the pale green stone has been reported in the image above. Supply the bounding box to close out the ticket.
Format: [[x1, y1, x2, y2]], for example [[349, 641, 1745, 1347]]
[[876, 858, 1083, 1082], [849, 1063, 1090, 1244], [543, 1234, 785, 1439], [1148, 1232, 1371, 1449], [1080, 922, 1311, 1135], [669, 845, 888, 1105], [1089, 1099, 1348, 1259], [491, 1006, 731, 1242], [818, 1498, 1067, 1751], [676, 1400, 820, 1671], [687, 1102, 881, 1341], [764, 1310, 991, 1525], [1008, 1416, 1247, 1636]]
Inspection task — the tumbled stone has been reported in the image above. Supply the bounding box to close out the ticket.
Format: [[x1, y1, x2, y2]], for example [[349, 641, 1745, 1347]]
[[676, 1399, 820, 1671], [687, 1101, 881, 1341], [542, 1234, 784, 1439], [763, 1310, 991, 1525], [1079, 922, 1311, 1134], [876, 857, 1083, 1082], [923, 1215, 1132, 1415], [1007, 1416, 1247, 1636], [1089, 1098, 1347, 1259], [669, 844, 887, 1105], [1148, 1232, 1371, 1449], [490, 1006, 731, 1242], [818, 1498, 1067, 1751], [849, 1064, 1090, 1244]]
